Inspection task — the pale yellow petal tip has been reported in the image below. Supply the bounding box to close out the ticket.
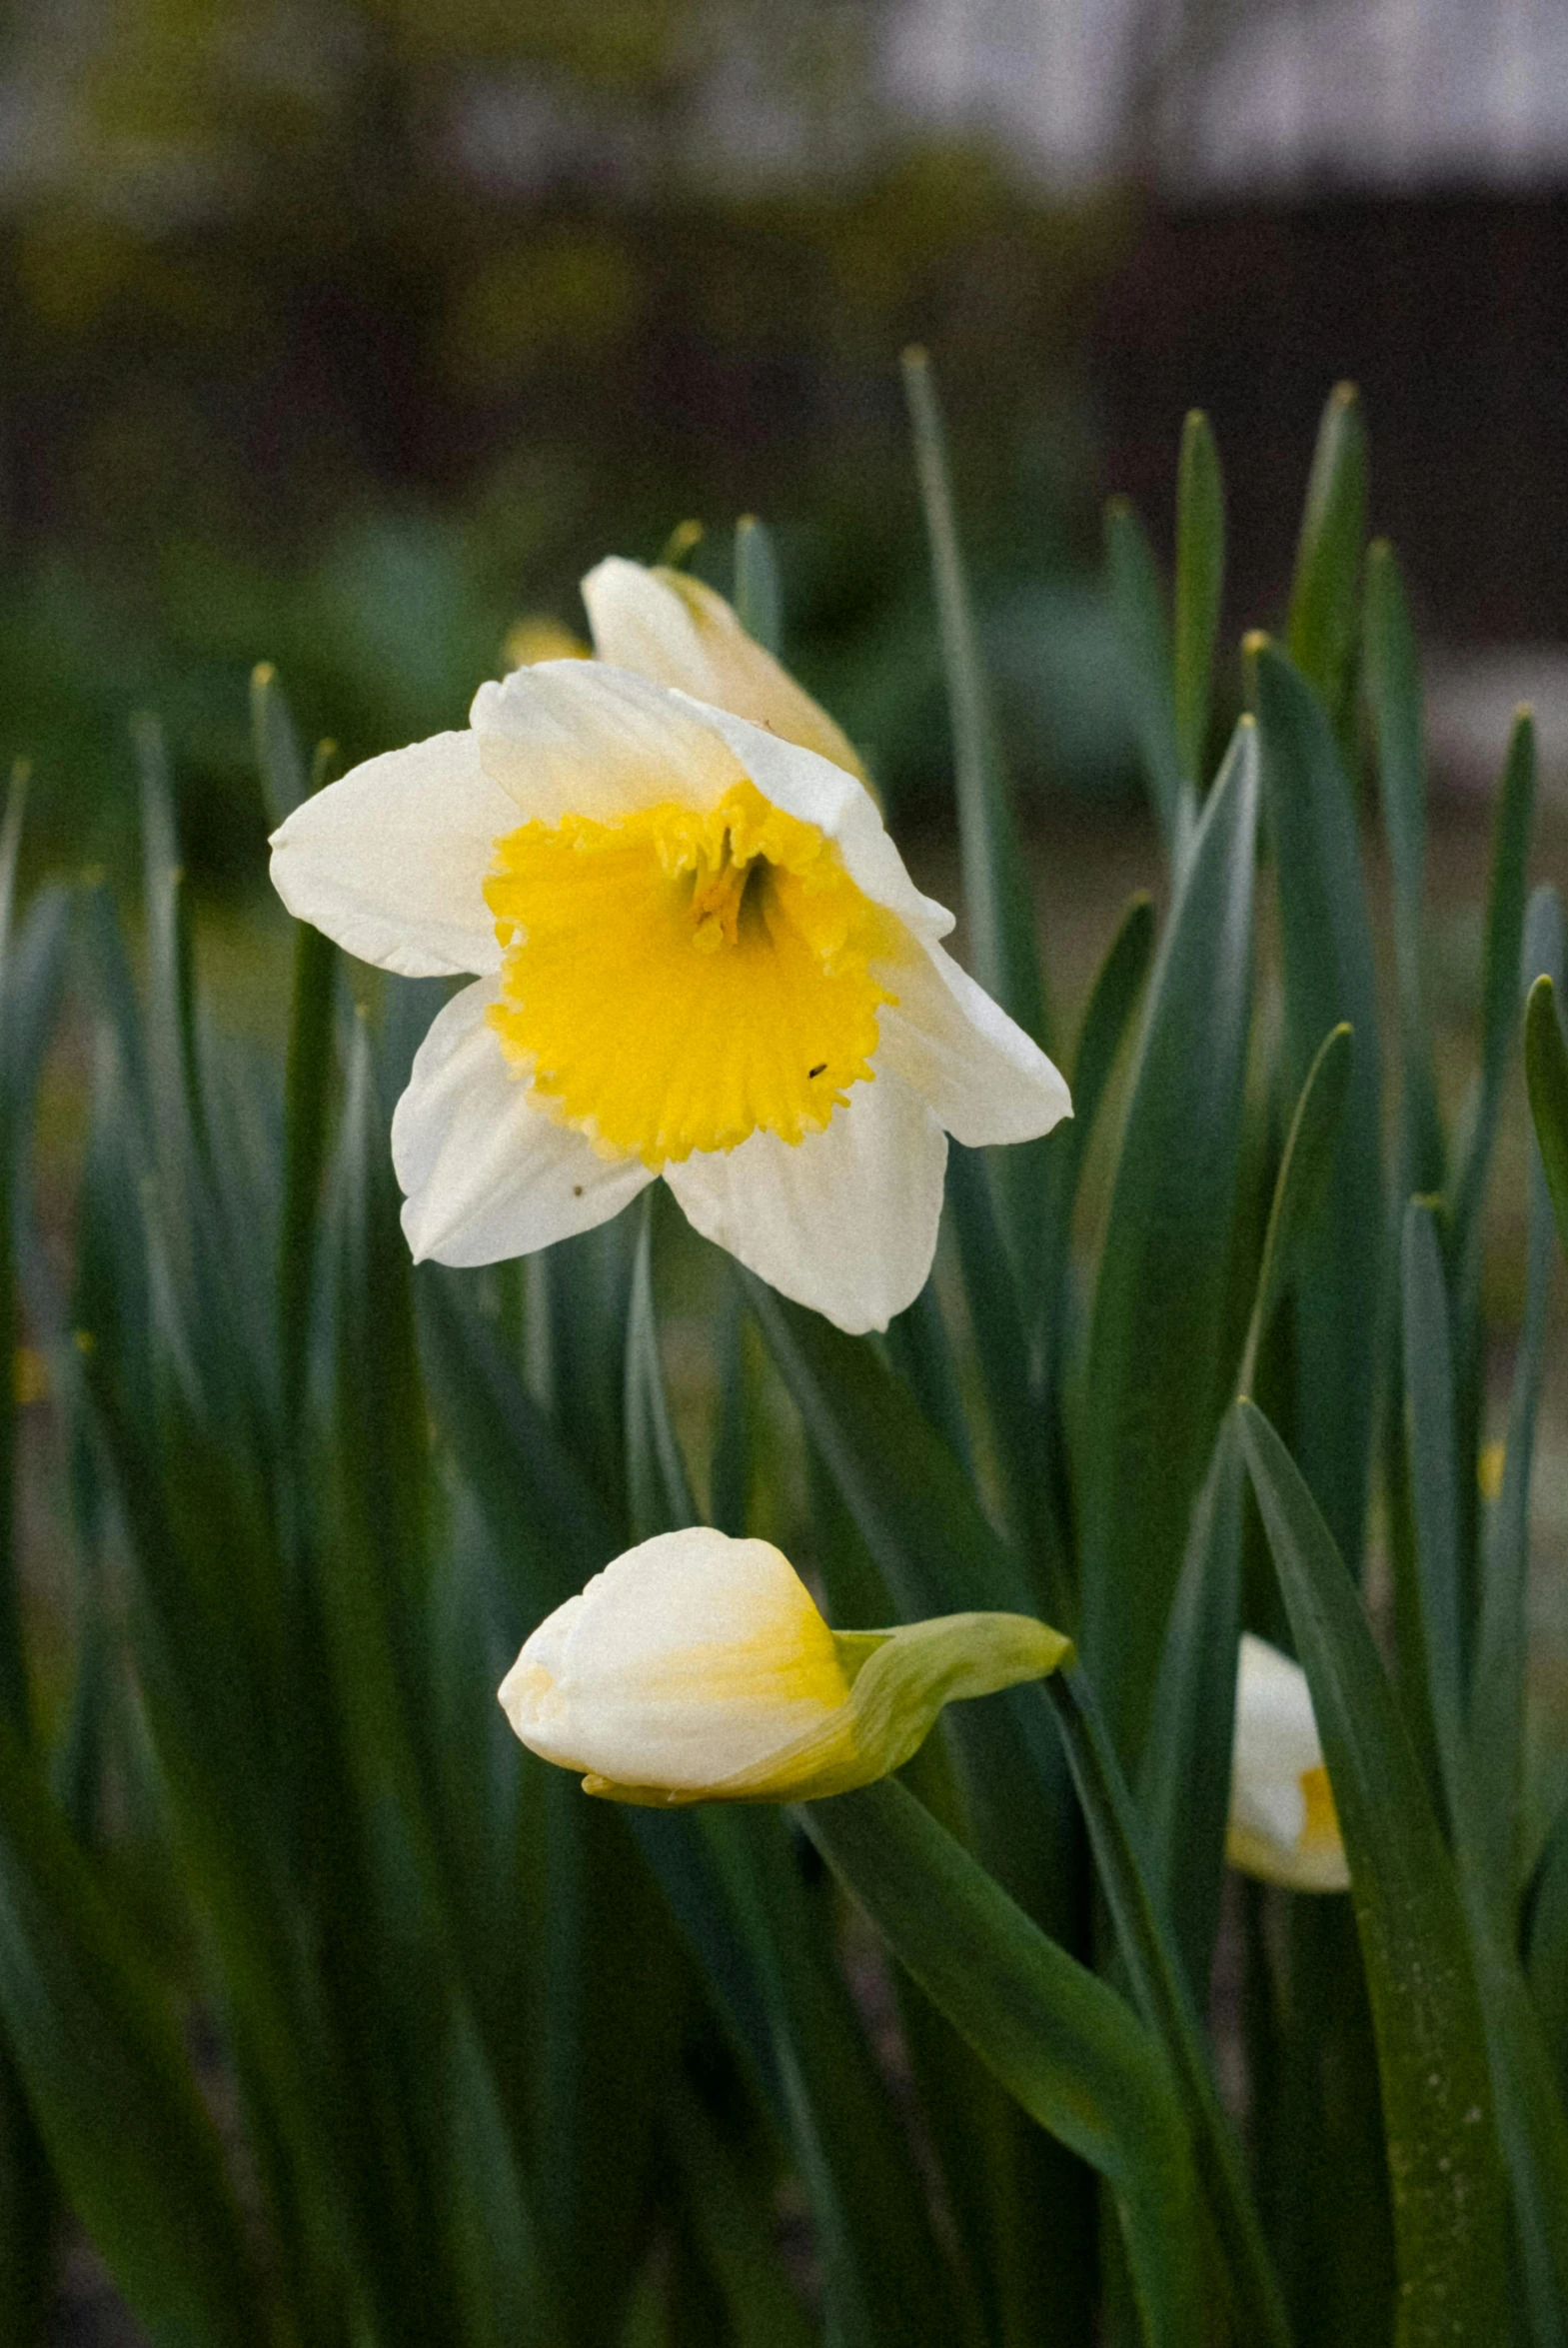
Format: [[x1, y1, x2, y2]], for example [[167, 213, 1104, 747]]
[[503, 617, 591, 670], [498, 1527, 1071, 1807]]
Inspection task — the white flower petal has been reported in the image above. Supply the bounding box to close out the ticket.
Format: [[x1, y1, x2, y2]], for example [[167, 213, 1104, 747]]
[[877, 939, 1072, 1146], [674, 696, 951, 942], [471, 660, 745, 826], [269, 731, 512, 978], [582, 557, 869, 779], [1227, 1633, 1349, 1894], [498, 1529, 844, 1789], [392, 980, 654, 1265], [664, 1069, 946, 1334], [1233, 1632, 1325, 1787]]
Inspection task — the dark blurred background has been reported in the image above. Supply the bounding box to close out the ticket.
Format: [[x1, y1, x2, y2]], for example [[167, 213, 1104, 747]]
[[3, 0, 1568, 882]]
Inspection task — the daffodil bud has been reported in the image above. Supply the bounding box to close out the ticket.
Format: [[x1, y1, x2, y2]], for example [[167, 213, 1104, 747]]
[[498, 1526, 1071, 1807], [580, 557, 871, 782], [1226, 1632, 1349, 1893]]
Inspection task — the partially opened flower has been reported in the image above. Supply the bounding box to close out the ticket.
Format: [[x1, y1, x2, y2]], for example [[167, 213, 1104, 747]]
[[270, 656, 1068, 1332], [581, 557, 868, 781], [1226, 1632, 1349, 1893], [498, 1525, 1071, 1805]]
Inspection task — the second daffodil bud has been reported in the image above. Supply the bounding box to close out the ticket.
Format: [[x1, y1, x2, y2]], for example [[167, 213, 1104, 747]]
[[498, 1526, 1071, 1806], [1226, 1633, 1349, 1893]]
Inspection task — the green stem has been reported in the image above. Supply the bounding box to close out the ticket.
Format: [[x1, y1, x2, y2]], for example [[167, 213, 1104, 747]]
[[1044, 1664, 1293, 2348]]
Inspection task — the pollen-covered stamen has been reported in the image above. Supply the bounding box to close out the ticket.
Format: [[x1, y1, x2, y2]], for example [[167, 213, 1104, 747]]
[[483, 780, 899, 1169], [689, 826, 755, 953]]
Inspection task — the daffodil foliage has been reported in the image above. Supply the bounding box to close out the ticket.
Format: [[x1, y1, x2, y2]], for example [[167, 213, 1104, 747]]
[[1, 375, 1566, 2348]]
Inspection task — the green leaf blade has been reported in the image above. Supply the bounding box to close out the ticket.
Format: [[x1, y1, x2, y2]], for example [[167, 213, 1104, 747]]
[[1249, 636, 1385, 1571], [1079, 715, 1259, 1765], [1173, 410, 1225, 795], [801, 1778, 1206, 2348], [1104, 497, 1185, 857], [1237, 1400, 1514, 2344], [1287, 382, 1368, 740], [0, 1720, 266, 2348]]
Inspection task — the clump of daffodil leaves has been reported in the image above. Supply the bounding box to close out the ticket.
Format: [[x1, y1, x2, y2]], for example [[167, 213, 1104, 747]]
[[4, 377, 1563, 2348]]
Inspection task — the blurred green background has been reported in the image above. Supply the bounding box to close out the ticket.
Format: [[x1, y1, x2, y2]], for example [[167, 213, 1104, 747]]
[[7, 0, 1566, 886], [7, 8, 1568, 2341], [0, 0, 1136, 880]]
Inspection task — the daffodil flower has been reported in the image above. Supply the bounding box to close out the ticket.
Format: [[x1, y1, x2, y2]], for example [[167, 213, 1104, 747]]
[[580, 557, 868, 780], [498, 1525, 1071, 1805], [269, 656, 1069, 1332], [1226, 1632, 1349, 1893]]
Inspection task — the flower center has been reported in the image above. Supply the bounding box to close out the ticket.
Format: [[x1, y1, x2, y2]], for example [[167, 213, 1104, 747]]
[[484, 780, 896, 1168]]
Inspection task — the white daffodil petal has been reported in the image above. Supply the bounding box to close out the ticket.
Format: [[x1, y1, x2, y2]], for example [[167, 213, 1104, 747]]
[[471, 660, 746, 827], [392, 980, 654, 1265], [665, 1068, 946, 1335], [1227, 1633, 1350, 1894], [499, 1529, 848, 1790], [582, 557, 869, 779], [269, 731, 514, 977], [877, 939, 1072, 1147], [670, 697, 951, 943]]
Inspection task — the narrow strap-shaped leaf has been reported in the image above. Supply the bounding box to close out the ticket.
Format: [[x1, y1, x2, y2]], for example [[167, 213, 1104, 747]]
[[1363, 539, 1443, 1194], [1136, 1416, 1244, 2009], [1173, 409, 1224, 805], [1079, 716, 1259, 1766], [1460, 1909, 1568, 2348], [943, 1143, 1067, 1613], [1241, 1022, 1355, 1396], [1452, 709, 1536, 1304], [1248, 636, 1384, 1572], [328, 1022, 436, 1847], [1037, 891, 1154, 1372], [1236, 1400, 1514, 2344], [733, 515, 782, 655], [800, 1777, 1206, 2348], [883, 1272, 974, 1485], [1470, 889, 1563, 1913], [1045, 1665, 1292, 2348], [0, 1716, 267, 2348], [1141, 1022, 1352, 2006], [1400, 1199, 1464, 1772], [708, 1285, 752, 1534], [278, 920, 338, 1433], [135, 714, 205, 1163], [902, 346, 1049, 1056], [1526, 1795, 1568, 2094], [250, 663, 311, 830], [1104, 497, 1185, 860], [1286, 382, 1367, 746], [1524, 972, 1568, 1261], [625, 1191, 700, 1539], [0, 773, 31, 1742]]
